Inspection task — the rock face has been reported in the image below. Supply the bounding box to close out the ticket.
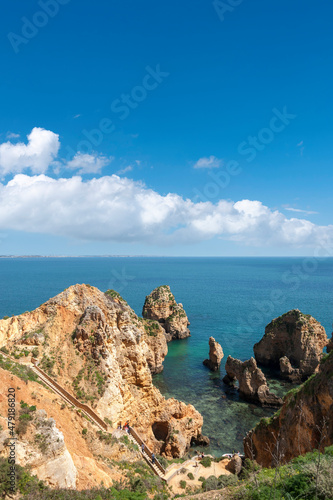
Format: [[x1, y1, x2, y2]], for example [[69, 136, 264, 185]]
[[0, 285, 205, 462], [0, 404, 77, 489], [203, 337, 224, 371], [244, 351, 333, 467], [226, 454, 242, 475], [142, 285, 190, 341], [279, 356, 301, 383], [223, 356, 283, 407], [253, 310, 328, 381]]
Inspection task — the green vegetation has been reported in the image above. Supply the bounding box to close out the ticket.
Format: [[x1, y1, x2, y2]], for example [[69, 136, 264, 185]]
[[0, 455, 150, 499], [114, 460, 167, 497], [200, 474, 238, 492], [0, 354, 43, 385], [200, 456, 212, 468], [105, 289, 126, 302], [34, 433, 49, 453], [179, 480, 186, 489], [120, 435, 139, 452], [17, 401, 37, 435], [187, 472, 194, 480], [40, 354, 56, 377], [32, 347, 39, 358], [0, 346, 9, 354], [156, 455, 168, 469], [96, 430, 117, 446], [71, 357, 107, 402], [235, 446, 333, 500], [143, 320, 161, 337], [0, 457, 46, 498]]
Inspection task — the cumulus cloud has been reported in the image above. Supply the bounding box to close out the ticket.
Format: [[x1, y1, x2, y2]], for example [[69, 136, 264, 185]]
[[0, 174, 332, 249], [193, 156, 222, 169], [65, 152, 113, 174], [0, 127, 60, 177]]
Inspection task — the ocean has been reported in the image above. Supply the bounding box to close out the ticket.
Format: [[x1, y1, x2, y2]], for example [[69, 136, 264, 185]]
[[1, 257, 332, 455]]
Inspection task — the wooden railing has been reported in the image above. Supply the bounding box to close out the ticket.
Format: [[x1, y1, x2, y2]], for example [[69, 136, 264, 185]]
[[31, 358, 108, 431], [1, 352, 167, 478], [129, 426, 166, 476]]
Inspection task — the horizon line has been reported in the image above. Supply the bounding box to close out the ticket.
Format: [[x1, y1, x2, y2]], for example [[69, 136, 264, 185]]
[[0, 255, 332, 259]]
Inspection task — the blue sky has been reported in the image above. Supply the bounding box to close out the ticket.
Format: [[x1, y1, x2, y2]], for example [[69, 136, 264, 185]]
[[0, 0, 332, 256]]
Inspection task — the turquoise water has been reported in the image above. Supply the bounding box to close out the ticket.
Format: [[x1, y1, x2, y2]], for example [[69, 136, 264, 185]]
[[1, 257, 332, 454]]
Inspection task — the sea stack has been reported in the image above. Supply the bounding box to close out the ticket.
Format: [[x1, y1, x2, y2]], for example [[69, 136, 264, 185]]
[[142, 285, 190, 341], [203, 336, 224, 371], [223, 356, 283, 407], [253, 309, 328, 381]]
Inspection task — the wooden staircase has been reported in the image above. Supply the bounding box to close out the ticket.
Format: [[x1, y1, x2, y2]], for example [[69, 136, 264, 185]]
[[127, 427, 166, 479], [0, 352, 166, 480]]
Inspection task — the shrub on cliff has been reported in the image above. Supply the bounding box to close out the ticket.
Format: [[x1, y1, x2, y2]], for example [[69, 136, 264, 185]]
[[0, 457, 45, 497], [200, 456, 212, 468], [236, 446, 333, 500]]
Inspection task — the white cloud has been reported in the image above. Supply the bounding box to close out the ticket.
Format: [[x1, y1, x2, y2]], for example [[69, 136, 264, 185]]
[[0, 127, 60, 177], [0, 174, 332, 249], [284, 207, 318, 215], [193, 156, 222, 169], [6, 132, 20, 140], [117, 165, 133, 175], [65, 153, 113, 174]]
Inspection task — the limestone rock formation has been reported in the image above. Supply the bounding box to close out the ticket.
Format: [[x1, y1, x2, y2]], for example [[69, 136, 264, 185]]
[[223, 356, 283, 407], [0, 284, 205, 462], [0, 366, 130, 490], [203, 337, 224, 371], [191, 433, 210, 447], [327, 332, 333, 353], [142, 285, 190, 341], [254, 309, 328, 381], [244, 351, 333, 467], [226, 454, 242, 475], [279, 355, 301, 383], [0, 406, 77, 489]]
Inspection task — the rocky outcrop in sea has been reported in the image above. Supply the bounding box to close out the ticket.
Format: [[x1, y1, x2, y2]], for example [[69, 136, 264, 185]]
[[203, 336, 224, 371], [223, 356, 283, 407], [142, 285, 190, 341], [253, 309, 328, 381]]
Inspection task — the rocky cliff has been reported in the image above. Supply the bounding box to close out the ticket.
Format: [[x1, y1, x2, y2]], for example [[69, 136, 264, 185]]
[[253, 309, 328, 381], [223, 356, 283, 407], [203, 337, 224, 371], [0, 284, 205, 488], [142, 285, 190, 341], [244, 351, 333, 467]]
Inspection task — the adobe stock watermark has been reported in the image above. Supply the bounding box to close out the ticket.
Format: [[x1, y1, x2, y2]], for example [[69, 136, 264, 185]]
[[7, 387, 16, 494], [65, 65, 169, 158], [8, 0, 71, 54], [213, 0, 245, 23], [193, 106, 296, 203], [107, 267, 135, 294], [236, 242, 333, 340]]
